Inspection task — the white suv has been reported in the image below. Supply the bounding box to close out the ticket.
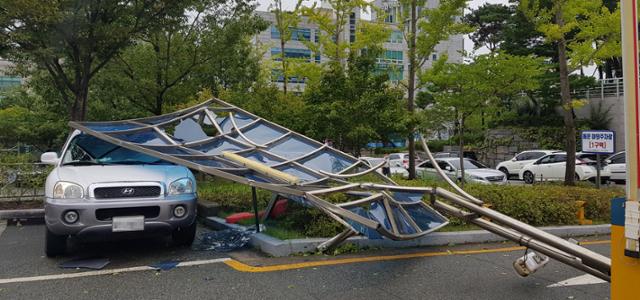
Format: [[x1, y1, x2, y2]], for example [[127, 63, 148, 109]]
[[518, 152, 610, 184], [496, 150, 559, 177], [40, 130, 197, 256]]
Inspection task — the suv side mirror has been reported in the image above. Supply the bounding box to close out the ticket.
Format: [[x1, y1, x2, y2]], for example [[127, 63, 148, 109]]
[[445, 165, 453, 171], [605, 159, 612, 164], [41, 152, 59, 165]]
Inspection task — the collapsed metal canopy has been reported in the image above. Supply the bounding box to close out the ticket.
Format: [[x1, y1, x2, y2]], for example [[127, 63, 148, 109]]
[[70, 98, 450, 242], [71, 98, 612, 281]]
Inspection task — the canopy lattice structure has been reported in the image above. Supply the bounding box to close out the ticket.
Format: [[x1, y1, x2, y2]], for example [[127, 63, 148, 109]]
[[70, 98, 448, 246]]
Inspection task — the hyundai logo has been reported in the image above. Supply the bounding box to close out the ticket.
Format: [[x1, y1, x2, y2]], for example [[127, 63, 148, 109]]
[[121, 187, 135, 196]]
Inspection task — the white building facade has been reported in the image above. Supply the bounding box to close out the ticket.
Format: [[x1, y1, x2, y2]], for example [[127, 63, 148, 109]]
[[254, 0, 464, 90]]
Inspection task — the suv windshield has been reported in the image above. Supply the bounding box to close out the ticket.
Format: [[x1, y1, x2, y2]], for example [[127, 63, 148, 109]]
[[62, 134, 171, 166], [447, 159, 486, 170]]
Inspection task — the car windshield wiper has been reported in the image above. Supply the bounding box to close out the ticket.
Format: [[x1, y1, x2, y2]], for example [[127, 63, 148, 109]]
[[62, 161, 105, 166]]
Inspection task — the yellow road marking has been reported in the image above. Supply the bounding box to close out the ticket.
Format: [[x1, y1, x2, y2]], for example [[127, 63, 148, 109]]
[[225, 240, 611, 273]]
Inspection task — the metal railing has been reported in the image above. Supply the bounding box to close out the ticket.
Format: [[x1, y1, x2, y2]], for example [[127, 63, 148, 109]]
[[0, 163, 49, 202], [571, 77, 624, 99]]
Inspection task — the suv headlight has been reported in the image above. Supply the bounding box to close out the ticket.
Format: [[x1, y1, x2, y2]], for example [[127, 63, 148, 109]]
[[53, 181, 84, 199], [169, 178, 194, 195]]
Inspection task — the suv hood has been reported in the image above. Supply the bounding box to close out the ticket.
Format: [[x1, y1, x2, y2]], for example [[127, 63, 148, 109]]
[[55, 165, 189, 188]]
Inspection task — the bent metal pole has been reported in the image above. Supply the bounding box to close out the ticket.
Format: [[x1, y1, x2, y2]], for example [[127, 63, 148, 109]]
[[419, 134, 611, 276]]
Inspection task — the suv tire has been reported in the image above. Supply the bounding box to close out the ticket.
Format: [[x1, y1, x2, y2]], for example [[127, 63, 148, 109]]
[[172, 221, 197, 246], [45, 227, 67, 257]]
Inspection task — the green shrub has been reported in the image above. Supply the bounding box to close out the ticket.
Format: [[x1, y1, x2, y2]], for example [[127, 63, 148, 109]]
[[197, 177, 271, 211], [395, 177, 621, 226]]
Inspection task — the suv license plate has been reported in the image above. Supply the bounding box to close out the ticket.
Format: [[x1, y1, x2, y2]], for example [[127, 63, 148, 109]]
[[112, 216, 144, 232]]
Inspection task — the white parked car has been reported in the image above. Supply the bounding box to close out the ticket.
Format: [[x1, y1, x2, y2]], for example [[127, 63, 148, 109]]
[[416, 157, 507, 184], [496, 150, 559, 177], [518, 152, 610, 184], [605, 151, 626, 184], [387, 153, 421, 169], [40, 130, 198, 256], [360, 157, 409, 178]]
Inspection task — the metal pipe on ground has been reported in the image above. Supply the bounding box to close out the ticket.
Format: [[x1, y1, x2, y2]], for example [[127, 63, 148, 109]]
[[435, 188, 611, 276], [433, 200, 610, 282]]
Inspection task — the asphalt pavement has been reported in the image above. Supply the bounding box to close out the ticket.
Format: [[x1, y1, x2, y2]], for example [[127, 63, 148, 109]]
[[0, 222, 610, 299]]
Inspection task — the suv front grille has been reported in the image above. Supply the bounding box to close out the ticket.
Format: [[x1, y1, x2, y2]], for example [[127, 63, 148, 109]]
[[94, 186, 161, 199], [95, 206, 160, 221]]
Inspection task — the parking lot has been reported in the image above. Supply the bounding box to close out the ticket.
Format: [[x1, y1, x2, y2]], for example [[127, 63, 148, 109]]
[[0, 221, 610, 299]]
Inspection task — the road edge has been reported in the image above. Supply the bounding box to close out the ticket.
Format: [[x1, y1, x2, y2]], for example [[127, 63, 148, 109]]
[[204, 216, 610, 257]]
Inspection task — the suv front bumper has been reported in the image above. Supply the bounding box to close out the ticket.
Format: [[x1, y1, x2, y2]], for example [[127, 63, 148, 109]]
[[45, 194, 196, 239]]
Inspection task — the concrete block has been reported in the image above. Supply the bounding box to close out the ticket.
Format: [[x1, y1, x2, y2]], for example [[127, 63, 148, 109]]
[[197, 201, 221, 218]]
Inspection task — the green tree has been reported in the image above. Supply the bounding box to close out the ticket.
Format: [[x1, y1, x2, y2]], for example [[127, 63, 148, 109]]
[[520, 0, 620, 185], [270, 0, 305, 95], [463, 3, 513, 53], [0, 0, 191, 121], [93, 0, 267, 115], [395, 0, 469, 179], [423, 53, 544, 185], [304, 53, 406, 156]]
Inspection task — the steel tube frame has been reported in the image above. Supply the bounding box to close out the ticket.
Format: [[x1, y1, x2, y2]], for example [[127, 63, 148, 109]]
[[433, 200, 610, 281], [435, 187, 611, 276]]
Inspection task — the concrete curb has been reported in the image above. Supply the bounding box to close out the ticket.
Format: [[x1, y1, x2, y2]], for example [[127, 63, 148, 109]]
[[0, 208, 44, 220], [204, 216, 611, 257]]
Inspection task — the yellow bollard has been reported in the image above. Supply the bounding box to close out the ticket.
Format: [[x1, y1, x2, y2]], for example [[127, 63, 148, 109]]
[[575, 201, 592, 225]]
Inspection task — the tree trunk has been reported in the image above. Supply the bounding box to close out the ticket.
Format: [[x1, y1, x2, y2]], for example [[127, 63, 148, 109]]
[[459, 114, 465, 188], [407, 0, 417, 180], [556, 8, 576, 186], [280, 38, 288, 95]]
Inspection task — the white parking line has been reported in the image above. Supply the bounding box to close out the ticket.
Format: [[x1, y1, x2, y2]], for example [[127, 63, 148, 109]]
[[547, 274, 607, 287], [0, 257, 231, 285], [0, 220, 6, 237]]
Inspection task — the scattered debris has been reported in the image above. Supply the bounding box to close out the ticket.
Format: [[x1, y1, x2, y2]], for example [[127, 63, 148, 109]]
[[192, 229, 253, 252], [58, 257, 110, 270], [150, 260, 180, 271]]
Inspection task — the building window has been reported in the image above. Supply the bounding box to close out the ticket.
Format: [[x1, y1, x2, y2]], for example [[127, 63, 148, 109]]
[[271, 48, 319, 63], [271, 26, 311, 41], [432, 53, 437, 60], [389, 30, 403, 44], [314, 29, 320, 43], [349, 13, 356, 43], [271, 25, 280, 39], [271, 69, 306, 83], [377, 50, 403, 64], [291, 28, 311, 41]]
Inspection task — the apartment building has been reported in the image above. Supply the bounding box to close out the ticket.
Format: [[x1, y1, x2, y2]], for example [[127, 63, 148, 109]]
[[254, 0, 463, 90]]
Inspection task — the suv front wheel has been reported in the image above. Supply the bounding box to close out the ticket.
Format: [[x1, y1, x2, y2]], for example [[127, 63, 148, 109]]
[[45, 227, 67, 257], [172, 221, 197, 246]]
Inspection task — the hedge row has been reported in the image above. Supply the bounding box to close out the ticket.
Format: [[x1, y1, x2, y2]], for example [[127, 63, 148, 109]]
[[394, 178, 621, 226], [197, 176, 623, 238]]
